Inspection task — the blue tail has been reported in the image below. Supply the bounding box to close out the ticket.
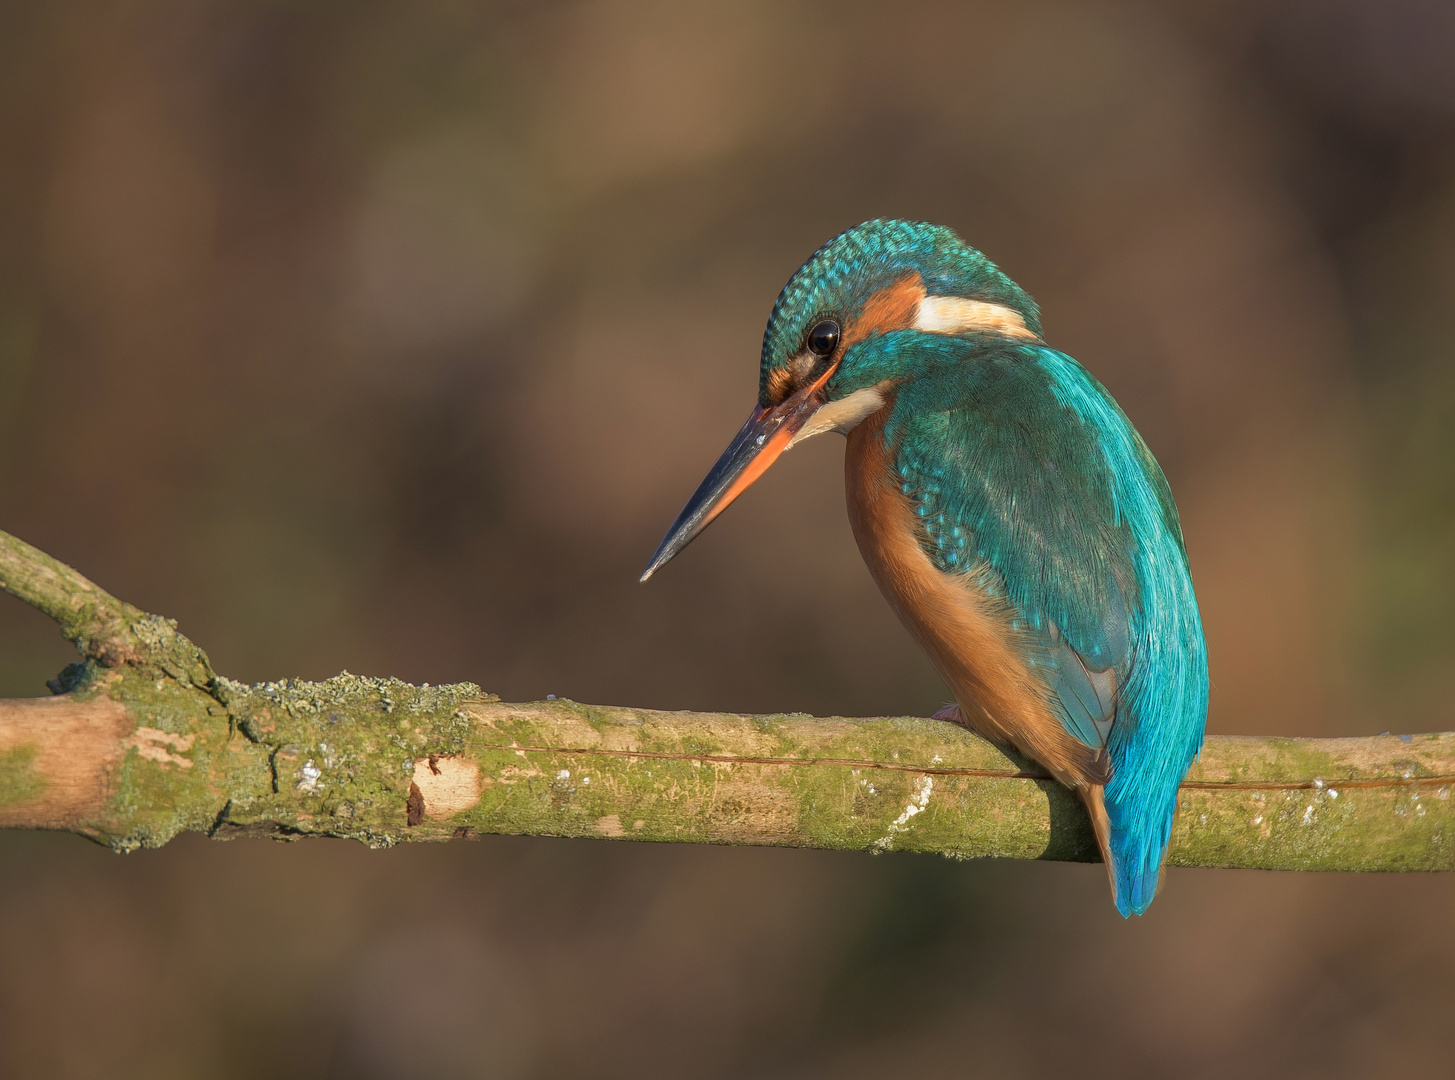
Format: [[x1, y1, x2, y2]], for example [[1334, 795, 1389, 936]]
[[1110, 841, 1163, 918], [1104, 775, 1181, 918]]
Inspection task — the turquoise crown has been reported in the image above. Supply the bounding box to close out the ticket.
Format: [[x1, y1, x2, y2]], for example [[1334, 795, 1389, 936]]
[[759, 219, 1043, 385]]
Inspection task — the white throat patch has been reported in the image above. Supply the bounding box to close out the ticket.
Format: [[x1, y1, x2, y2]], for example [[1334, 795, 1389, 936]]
[[913, 296, 1038, 340], [787, 383, 890, 449]]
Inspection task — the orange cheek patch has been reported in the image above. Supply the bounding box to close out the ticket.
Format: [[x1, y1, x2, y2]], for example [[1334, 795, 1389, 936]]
[[843, 273, 926, 350]]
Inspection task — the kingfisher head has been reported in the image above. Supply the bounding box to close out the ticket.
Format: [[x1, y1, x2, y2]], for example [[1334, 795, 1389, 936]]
[[641, 219, 1042, 581]]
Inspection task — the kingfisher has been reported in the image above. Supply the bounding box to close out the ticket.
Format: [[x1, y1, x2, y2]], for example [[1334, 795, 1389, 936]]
[[641, 220, 1207, 916]]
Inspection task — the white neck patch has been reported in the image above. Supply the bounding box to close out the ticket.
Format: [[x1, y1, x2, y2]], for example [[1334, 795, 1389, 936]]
[[787, 383, 889, 449], [913, 296, 1038, 340]]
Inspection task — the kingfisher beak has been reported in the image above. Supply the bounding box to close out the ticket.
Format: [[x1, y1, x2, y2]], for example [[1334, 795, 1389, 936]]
[[640, 377, 829, 582]]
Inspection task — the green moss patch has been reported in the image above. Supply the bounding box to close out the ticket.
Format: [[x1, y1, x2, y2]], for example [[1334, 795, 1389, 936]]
[[0, 743, 46, 808]]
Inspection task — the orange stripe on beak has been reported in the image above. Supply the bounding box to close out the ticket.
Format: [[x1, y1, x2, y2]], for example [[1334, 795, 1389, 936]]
[[699, 408, 797, 530], [640, 371, 836, 582]]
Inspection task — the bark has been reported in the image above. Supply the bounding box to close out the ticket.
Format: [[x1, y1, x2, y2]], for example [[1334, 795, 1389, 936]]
[[1, 528, 1452, 870]]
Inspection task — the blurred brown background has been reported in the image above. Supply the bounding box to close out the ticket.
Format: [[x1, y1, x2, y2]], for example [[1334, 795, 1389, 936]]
[[2, 1, 1454, 1076]]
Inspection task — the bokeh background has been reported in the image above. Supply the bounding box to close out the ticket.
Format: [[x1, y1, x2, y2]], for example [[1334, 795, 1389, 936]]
[[2, 1, 1455, 1076]]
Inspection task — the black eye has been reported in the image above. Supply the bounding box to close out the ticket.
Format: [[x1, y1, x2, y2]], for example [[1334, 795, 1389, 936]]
[[807, 319, 841, 357]]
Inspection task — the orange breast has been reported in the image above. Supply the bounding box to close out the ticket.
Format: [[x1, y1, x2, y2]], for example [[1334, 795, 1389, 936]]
[[843, 406, 1107, 790]]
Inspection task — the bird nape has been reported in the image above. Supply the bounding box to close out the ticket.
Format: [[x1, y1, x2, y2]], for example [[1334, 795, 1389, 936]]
[[641, 219, 1208, 917]]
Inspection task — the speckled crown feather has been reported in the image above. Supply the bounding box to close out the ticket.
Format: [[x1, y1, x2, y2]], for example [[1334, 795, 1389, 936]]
[[759, 219, 1043, 388]]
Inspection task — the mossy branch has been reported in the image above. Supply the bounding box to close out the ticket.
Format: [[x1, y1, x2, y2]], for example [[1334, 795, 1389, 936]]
[[1, 527, 1452, 871], [0, 530, 213, 685]]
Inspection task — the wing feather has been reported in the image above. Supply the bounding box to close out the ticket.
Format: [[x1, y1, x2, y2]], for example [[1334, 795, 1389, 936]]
[[887, 341, 1138, 752]]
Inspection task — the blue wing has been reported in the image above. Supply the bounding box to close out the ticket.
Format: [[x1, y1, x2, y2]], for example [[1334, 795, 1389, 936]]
[[882, 337, 1208, 915]]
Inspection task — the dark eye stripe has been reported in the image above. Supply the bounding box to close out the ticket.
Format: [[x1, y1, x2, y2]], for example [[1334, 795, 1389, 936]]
[[765, 366, 794, 404]]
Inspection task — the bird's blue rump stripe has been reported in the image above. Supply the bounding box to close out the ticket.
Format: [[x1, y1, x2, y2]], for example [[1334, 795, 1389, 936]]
[[1036, 349, 1208, 917]]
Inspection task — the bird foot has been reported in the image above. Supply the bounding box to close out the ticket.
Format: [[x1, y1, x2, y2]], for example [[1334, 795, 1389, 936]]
[[931, 702, 963, 725]]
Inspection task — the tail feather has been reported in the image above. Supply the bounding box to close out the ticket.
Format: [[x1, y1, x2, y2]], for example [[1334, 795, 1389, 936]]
[[1114, 855, 1162, 918], [1082, 782, 1173, 918]]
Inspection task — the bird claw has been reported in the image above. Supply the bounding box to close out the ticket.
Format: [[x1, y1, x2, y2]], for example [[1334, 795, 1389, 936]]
[[931, 702, 963, 725]]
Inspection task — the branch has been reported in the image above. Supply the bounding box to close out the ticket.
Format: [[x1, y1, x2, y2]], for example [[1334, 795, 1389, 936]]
[[0, 528, 1451, 870], [0, 529, 213, 684]]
